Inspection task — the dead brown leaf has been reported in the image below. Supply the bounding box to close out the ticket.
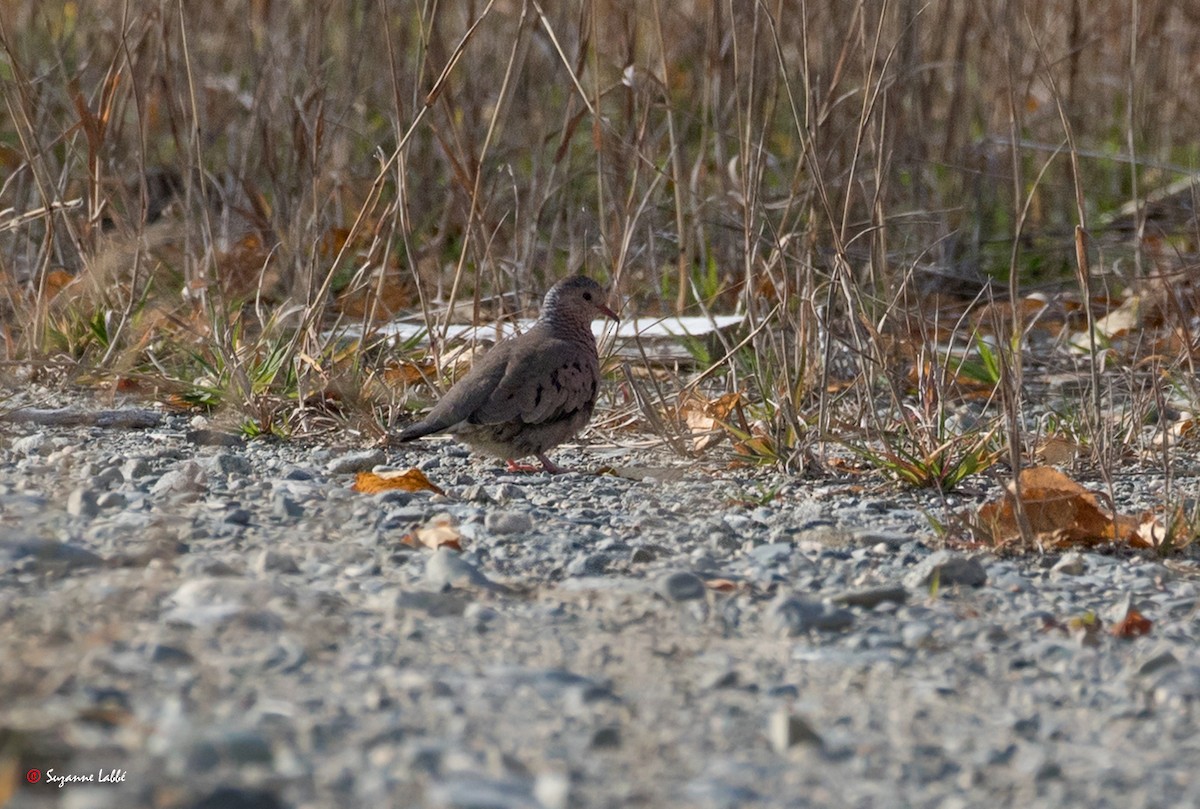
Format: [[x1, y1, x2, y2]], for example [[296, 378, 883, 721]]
[[1111, 608, 1154, 638], [354, 468, 445, 496], [42, 268, 75, 299], [401, 514, 462, 551], [679, 391, 745, 451], [704, 578, 741, 593], [975, 466, 1168, 550], [383, 359, 437, 387]]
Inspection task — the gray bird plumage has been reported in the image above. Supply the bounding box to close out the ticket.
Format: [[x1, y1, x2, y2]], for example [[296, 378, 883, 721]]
[[394, 276, 618, 473]]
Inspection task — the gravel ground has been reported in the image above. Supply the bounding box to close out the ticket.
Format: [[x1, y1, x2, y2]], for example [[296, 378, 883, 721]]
[[3, 394, 1200, 809]]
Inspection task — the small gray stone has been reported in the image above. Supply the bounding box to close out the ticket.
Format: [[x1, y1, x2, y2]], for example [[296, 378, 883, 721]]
[[254, 548, 300, 575], [1138, 650, 1180, 677], [122, 457, 152, 479], [1151, 665, 1200, 706], [0, 537, 104, 571], [12, 432, 48, 456], [186, 429, 245, 447], [904, 550, 988, 590], [767, 708, 823, 752], [211, 451, 253, 476], [901, 621, 934, 648], [375, 490, 415, 506], [629, 546, 655, 564], [533, 772, 571, 809], [186, 787, 284, 809], [485, 510, 534, 535], [831, 584, 908, 609], [659, 570, 707, 602], [811, 606, 855, 632], [327, 449, 386, 474], [566, 553, 609, 577], [748, 541, 794, 566], [591, 726, 621, 748], [224, 507, 252, 526], [1051, 552, 1087, 576], [96, 491, 127, 509], [426, 549, 497, 591], [149, 643, 194, 665], [150, 461, 206, 496], [492, 483, 526, 501], [768, 597, 823, 636], [272, 493, 304, 519], [427, 774, 540, 809], [768, 596, 854, 635], [461, 484, 494, 503], [67, 487, 100, 518], [700, 669, 740, 690], [93, 465, 123, 488], [394, 590, 471, 618]]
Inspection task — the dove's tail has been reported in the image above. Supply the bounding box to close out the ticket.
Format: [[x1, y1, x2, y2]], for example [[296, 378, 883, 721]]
[[393, 419, 440, 443]]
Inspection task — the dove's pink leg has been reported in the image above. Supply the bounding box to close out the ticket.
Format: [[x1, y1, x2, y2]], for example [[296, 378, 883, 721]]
[[536, 453, 569, 474]]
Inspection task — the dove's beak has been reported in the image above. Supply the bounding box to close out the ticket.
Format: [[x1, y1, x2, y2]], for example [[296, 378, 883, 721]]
[[598, 301, 619, 321]]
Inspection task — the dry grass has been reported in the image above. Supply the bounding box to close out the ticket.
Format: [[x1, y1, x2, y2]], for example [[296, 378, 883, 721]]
[[3, 0, 1200, 505]]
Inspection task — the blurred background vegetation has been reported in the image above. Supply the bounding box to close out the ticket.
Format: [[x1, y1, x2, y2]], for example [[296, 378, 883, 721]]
[[2, 0, 1199, 477]]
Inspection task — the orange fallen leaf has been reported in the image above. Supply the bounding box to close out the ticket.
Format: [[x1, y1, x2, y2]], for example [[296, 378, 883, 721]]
[[975, 466, 1165, 550], [354, 468, 445, 496], [42, 267, 76, 299], [401, 514, 462, 551], [1111, 608, 1153, 638], [383, 359, 437, 386], [679, 391, 744, 451], [704, 578, 740, 593]]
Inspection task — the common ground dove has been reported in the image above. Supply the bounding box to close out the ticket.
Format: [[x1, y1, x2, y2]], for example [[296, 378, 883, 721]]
[[394, 276, 618, 473]]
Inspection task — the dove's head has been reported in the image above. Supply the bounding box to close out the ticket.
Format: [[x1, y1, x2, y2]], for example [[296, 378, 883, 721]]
[[541, 276, 618, 327]]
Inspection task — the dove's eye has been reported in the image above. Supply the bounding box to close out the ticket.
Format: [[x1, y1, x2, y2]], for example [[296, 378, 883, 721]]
[[583, 292, 593, 301]]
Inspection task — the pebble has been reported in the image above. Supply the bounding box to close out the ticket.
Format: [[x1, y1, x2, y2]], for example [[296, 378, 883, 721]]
[[1, 537, 104, 571], [187, 787, 285, 809], [428, 774, 541, 809], [768, 596, 855, 635], [186, 429, 245, 448], [3, 403, 1200, 809], [901, 621, 935, 648], [97, 491, 127, 509], [122, 457, 152, 479], [211, 451, 253, 476], [327, 449, 387, 474], [67, 487, 100, 518], [904, 551, 988, 590], [12, 432, 48, 455], [748, 541, 793, 565], [254, 549, 300, 575], [425, 549, 499, 591], [1051, 552, 1087, 576], [831, 584, 908, 609], [658, 570, 707, 602], [150, 461, 206, 496], [485, 511, 534, 535], [272, 493, 304, 519], [767, 708, 823, 751]]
